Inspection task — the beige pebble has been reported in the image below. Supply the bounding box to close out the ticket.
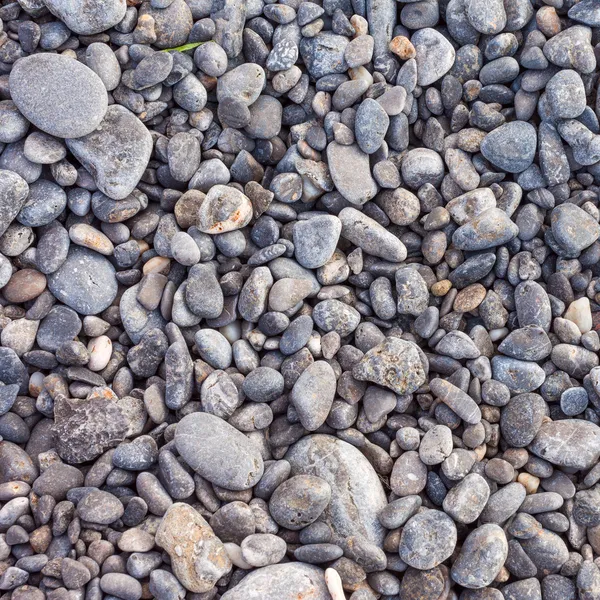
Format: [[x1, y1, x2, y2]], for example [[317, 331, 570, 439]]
[[325, 567, 346, 600], [87, 335, 113, 372], [565, 297, 592, 333], [143, 256, 171, 275], [432, 279, 452, 296], [348, 66, 373, 86], [389, 35, 416, 60], [350, 15, 368, 36], [69, 223, 114, 256], [517, 472, 540, 495]]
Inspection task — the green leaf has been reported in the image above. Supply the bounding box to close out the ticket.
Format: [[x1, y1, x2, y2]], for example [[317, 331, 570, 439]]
[[161, 42, 205, 52]]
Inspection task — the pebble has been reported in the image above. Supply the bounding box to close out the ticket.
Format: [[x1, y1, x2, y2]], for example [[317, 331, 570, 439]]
[[353, 336, 427, 395], [66, 105, 152, 200], [529, 419, 600, 470], [221, 563, 330, 600], [412, 28, 456, 86], [399, 510, 457, 570], [9, 54, 107, 139], [327, 143, 377, 205], [156, 503, 231, 593], [175, 412, 264, 490], [451, 524, 508, 588], [47, 246, 118, 315]]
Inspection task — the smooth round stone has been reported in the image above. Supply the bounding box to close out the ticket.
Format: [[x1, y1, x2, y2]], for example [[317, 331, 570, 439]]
[[355, 99, 389, 155], [480, 122, 537, 173], [551, 203, 600, 254], [452, 207, 518, 251], [312, 299, 360, 338], [86, 43, 121, 91], [293, 215, 341, 269], [47, 246, 118, 316], [0, 441, 37, 484], [269, 475, 331, 530], [286, 435, 387, 546], [139, 0, 193, 49], [221, 564, 330, 600], [197, 185, 253, 234], [327, 143, 378, 206], [36, 305, 81, 352], [491, 356, 546, 393], [291, 361, 336, 431], [0, 169, 29, 237], [195, 329, 232, 369], [443, 473, 490, 523], [519, 528, 569, 575], [66, 105, 152, 201], [175, 412, 264, 490], [401, 148, 445, 189], [529, 419, 600, 470], [23, 132, 66, 164], [0, 100, 29, 144], [465, 0, 506, 34], [545, 69, 586, 119], [419, 425, 453, 465], [185, 263, 223, 319], [339, 207, 407, 262], [32, 463, 83, 501], [44, 0, 126, 34], [412, 28, 456, 86], [9, 54, 108, 139], [120, 283, 167, 344], [3, 269, 46, 303], [241, 533, 287, 567], [399, 510, 457, 570], [77, 490, 124, 524], [500, 393, 547, 448], [17, 179, 66, 227], [451, 524, 508, 588], [217, 63, 266, 107]]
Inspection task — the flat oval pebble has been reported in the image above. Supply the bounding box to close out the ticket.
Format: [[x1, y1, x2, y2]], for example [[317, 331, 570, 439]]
[[529, 419, 600, 470], [175, 412, 264, 490], [399, 510, 457, 569], [47, 246, 118, 315], [44, 0, 126, 34], [451, 524, 508, 588], [10, 54, 108, 139]]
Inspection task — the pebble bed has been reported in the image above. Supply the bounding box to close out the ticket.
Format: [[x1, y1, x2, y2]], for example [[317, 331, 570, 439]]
[[1, 0, 600, 599]]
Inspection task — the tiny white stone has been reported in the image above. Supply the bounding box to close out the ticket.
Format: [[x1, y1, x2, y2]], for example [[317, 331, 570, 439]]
[[325, 567, 346, 600], [565, 297, 593, 334], [87, 335, 112, 372]]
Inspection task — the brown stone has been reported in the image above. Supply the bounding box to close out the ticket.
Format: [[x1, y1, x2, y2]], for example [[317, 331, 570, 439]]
[[389, 36, 416, 60], [454, 283, 486, 312], [3, 269, 46, 303], [174, 189, 204, 229]]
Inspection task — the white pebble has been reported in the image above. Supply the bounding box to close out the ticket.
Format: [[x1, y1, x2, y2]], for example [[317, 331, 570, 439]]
[[565, 297, 592, 333], [325, 567, 346, 600], [87, 335, 112, 372]]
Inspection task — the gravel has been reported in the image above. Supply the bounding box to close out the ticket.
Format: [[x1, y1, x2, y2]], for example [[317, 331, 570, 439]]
[[0, 0, 599, 598]]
